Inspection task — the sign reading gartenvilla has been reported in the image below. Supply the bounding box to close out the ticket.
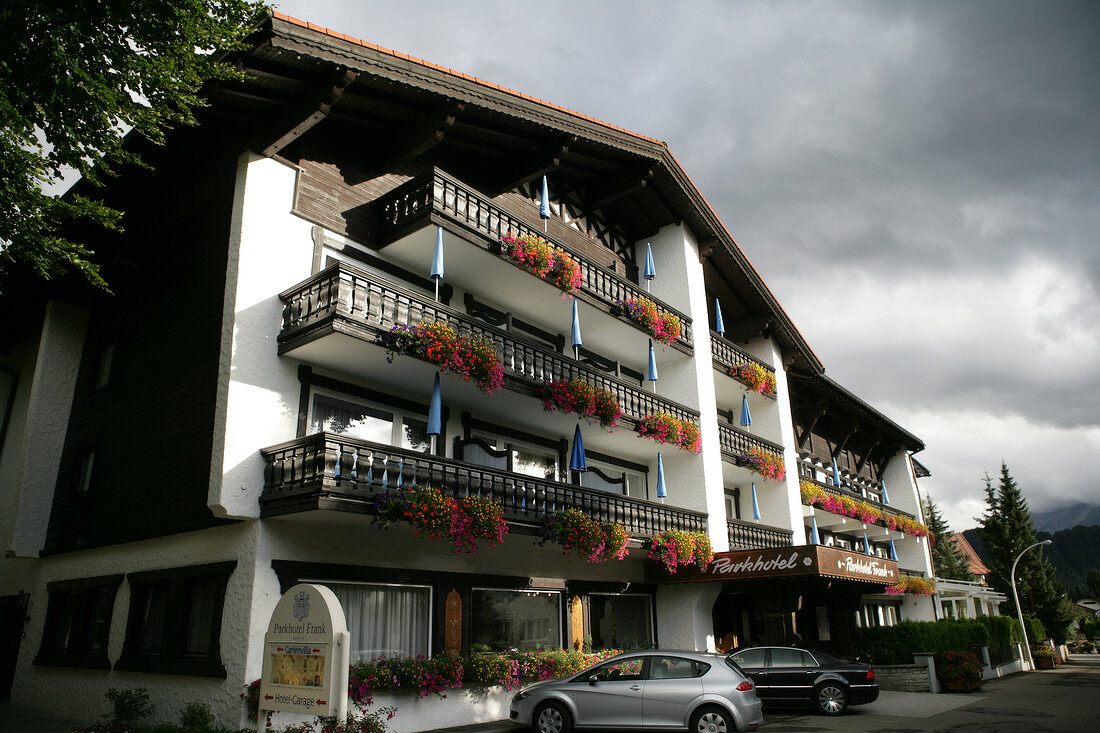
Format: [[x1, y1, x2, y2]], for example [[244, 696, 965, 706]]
[[649, 545, 899, 584]]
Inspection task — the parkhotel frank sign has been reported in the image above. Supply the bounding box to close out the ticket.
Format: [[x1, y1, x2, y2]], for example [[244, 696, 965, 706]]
[[256, 584, 350, 731], [651, 545, 899, 584]]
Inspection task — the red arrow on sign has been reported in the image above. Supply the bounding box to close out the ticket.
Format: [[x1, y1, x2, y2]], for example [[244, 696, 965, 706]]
[[317, 700, 326, 705], [276, 647, 284, 652], [264, 695, 273, 701], [313, 648, 321, 653]]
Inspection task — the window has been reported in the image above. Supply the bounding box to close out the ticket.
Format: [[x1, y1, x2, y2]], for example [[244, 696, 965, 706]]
[[322, 582, 431, 662], [309, 390, 429, 452], [649, 656, 703, 679], [471, 589, 561, 651], [583, 656, 645, 682], [95, 344, 114, 389], [34, 575, 122, 669], [724, 489, 741, 520], [77, 451, 95, 494], [581, 457, 646, 499], [770, 648, 814, 668], [116, 561, 235, 677], [730, 648, 766, 668], [589, 594, 653, 650], [475, 433, 558, 481]]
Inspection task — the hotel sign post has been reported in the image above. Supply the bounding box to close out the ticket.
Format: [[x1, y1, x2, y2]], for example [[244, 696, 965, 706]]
[[649, 545, 900, 585], [256, 584, 349, 733]]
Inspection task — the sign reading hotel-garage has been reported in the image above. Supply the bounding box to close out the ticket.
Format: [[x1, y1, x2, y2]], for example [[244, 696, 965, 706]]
[[649, 545, 899, 585], [257, 584, 349, 732]]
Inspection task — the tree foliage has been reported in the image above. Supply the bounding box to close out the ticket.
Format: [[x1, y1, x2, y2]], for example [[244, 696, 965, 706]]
[[976, 463, 1070, 641], [923, 495, 973, 581], [0, 0, 267, 292]]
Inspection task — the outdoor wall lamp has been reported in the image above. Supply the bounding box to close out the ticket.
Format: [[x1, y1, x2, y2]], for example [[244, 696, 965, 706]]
[[1011, 539, 1052, 670]]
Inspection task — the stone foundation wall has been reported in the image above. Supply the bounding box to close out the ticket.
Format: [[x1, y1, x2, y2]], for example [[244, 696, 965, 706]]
[[874, 664, 930, 692]]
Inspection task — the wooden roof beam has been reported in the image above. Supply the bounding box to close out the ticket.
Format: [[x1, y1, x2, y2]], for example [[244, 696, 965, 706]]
[[259, 68, 358, 157], [831, 428, 856, 459], [485, 136, 576, 196], [372, 101, 466, 173], [854, 437, 881, 474], [796, 405, 828, 448], [587, 164, 657, 210]]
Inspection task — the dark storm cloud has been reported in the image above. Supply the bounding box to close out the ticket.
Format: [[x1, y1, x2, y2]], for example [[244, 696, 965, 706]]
[[276, 0, 1100, 526]]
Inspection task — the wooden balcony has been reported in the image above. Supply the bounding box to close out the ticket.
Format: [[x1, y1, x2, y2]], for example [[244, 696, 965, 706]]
[[726, 517, 794, 550], [374, 169, 694, 354], [261, 433, 708, 537], [711, 332, 776, 399], [717, 422, 784, 467], [278, 261, 700, 428], [804, 478, 917, 521]]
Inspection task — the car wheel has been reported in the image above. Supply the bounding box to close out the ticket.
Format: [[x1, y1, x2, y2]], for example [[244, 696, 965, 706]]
[[533, 701, 573, 733], [814, 682, 848, 715], [690, 705, 734, 733]]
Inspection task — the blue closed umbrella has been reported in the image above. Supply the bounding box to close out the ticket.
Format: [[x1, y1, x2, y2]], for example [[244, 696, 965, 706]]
[[740, 394, 752, 428], [427, 372, 442, 436], [715, 298, 725, 337], [656, 452, 667, 499], [431, 226, 445, 302], [570, 424, 587, 473], [863, 532, 872, 555], [643, 243, 656, 291], [831, 457, 841, 487], [539, 175, 551, 230], [648, 339, 658, 389], [810, 514, 821, 545], [751, 482, 760, 521], [571, 300, 583, 359], [889, 538, 899, 561], [880, 479, 891, 505]]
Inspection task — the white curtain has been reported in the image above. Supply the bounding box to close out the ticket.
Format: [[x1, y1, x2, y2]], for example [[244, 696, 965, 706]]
[[328, 583, 430, 662]]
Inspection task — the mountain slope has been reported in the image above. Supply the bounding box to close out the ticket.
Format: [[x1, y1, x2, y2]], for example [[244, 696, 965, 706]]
[[1030, 503, 1100, 533], [962, 525, 1100, 593]]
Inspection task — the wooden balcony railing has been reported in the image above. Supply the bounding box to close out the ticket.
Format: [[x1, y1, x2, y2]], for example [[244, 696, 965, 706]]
[[374, 169, 694, 353], [804, 478, 917, 520], [710, 332, 777, 399], [717, 422, 784, 466], [261, 433, 708, 536], [278, 262, 700, 427], [726, 517, 794, 550]]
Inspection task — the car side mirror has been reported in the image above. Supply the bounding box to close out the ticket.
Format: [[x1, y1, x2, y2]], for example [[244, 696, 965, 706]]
[[588, 675, 598, 686]]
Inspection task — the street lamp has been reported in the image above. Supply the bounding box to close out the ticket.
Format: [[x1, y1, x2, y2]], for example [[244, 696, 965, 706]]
[[1012, 539, 1052, 669]]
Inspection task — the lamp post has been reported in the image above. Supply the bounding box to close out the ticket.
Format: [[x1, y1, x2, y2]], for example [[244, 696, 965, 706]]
[[1011, 539, 1052, 670]]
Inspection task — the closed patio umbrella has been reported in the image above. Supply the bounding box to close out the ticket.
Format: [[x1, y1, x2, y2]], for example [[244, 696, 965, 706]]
[[810, 514, 821, 545], [431, 226, 445, 302], [715, 298, 725, 337], [656, 452, 667, 500], [571, 300, 582, 359], [740, 394, 752, 428], [863, 531, 872, 555], [751, 482, 760, 521], [643, 243, 656, 292], [831, 457, 841, 487], [540, 175, 551, 230], [890, 538, 899, 561], [570, 424, 587, 474], [880, 479, 891, 505], [648, 339, 658, 391]]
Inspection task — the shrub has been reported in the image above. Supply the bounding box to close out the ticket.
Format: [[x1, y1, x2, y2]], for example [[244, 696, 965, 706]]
[[106, 688, 155, 726], [975, 615, 1016, 649], [1025, 616, 1046, 643], [179, 701, 214, 732], [856, 619, 990, 665], [1080, 617, 1100, 640], [935, 650, 981, 684]]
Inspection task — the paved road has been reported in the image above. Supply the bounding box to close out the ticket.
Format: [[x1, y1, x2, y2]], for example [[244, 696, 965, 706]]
[[3, 654, 1097, 733]]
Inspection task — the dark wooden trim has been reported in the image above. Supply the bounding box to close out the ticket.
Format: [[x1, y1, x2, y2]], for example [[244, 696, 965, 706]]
[[462, 293, 565, 352], [261, 68, 358, 157], [272, 559, 537, 595]]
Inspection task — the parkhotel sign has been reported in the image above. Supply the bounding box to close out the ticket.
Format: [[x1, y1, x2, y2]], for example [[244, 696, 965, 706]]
[[649, 545, 899, 584]]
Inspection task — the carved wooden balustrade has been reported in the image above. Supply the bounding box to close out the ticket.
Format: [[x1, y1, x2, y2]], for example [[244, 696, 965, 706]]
[[726, 517, 794, 550]]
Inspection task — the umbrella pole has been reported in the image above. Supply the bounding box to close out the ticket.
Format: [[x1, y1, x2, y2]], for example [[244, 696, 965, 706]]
[[430, 435, 437, 455], [574, 346, 579, 360], [434, 279, 439, 303]]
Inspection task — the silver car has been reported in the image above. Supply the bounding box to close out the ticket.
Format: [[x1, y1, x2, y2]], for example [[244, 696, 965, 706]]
[[509, 650, 763, 733]]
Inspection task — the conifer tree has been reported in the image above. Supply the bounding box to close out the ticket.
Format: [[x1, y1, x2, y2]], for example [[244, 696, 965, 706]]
[[923, 495, 973, 581], [976, 462, 1068, 640]]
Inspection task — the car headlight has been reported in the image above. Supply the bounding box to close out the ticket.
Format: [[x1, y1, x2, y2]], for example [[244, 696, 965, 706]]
[[514, 691, 530, 701]]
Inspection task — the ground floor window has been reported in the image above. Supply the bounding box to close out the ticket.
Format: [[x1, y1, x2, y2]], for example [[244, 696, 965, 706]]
[[115, 561, 235, 677], [34, 574, 122, 669], [471, 589, 561, 651], [589, 593, 653, 650], [324, 582, 431, 662], [856, 602, 898, 628]]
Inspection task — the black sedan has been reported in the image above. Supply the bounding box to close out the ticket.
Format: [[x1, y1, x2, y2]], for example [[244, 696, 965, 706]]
[[726, 646, 878, 715]]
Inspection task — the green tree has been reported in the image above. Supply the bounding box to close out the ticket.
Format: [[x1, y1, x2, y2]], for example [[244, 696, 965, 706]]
[[0, 0, 267, 292], [1087, 568, 1100, 600], [976, 462, 1070, 641], [924, 495, 973, 581]]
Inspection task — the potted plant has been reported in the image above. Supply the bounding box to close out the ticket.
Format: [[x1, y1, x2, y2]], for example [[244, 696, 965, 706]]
[[1032, 645, 1058, 669], [936, 650, 982, 691]]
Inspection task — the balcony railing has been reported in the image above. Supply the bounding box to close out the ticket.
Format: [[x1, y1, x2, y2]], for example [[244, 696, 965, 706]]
[[711, 332, 776, 399], [726, 517, 794, 550], [278, 262, 700, 427], [717, 422, 784, 466], [374, 168, 694, 353], [805, 478, 916, 520], [261, 433, 708, 537]]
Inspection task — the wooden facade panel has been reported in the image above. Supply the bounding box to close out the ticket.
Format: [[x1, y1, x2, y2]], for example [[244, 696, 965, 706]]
[[294, 157, 415, 244]]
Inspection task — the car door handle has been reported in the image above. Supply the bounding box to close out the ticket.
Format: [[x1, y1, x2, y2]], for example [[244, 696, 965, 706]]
[[631, 685, 641, 691]]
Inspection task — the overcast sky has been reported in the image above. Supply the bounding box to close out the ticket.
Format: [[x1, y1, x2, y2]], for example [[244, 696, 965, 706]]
[[274, 0, 1099, 531]]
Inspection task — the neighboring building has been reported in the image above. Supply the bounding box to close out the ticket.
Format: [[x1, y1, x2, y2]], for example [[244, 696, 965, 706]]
[[0, 12, 936, 727], [933, 533, 1006, 619]]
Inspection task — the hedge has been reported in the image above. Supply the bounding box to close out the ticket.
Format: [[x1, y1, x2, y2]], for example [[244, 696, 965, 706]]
[[975, 615, 1015, 649], [856, 619, 990, 664], [1081, 617, 1100, 640]]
